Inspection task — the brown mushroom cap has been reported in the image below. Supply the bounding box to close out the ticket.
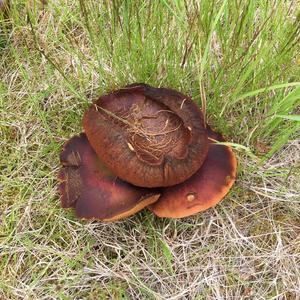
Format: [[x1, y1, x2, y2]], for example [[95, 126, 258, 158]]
[[149, 125, 237, 218], [58, 133, 161, 221], [83, 83, 208, 188]]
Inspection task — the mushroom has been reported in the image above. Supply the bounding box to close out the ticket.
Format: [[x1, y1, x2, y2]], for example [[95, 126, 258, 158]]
[[58, 133, 161, 221], [58, 84, 237, 221], [83, 83, 209, 188], [149, 125, 237, 218]]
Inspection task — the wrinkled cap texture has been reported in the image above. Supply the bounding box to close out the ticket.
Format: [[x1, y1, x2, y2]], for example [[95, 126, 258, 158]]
[[83, 83, 209, 188], [58, 133, 160, 221], [149, 126, 237, 218]]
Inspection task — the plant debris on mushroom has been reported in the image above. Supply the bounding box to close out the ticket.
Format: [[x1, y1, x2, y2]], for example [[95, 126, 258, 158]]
[[58, 133, 160, 221], [83, 83, 209, 188]]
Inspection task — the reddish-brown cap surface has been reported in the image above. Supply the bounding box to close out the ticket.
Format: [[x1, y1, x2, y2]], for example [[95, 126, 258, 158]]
[[58, 133, 161, 221], [149, 126, 237, 218], [83, 83, 208, 188]]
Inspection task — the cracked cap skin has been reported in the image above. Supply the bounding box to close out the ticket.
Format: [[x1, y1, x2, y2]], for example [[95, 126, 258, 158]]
[[83, 83, 209, 188], [58, 133, 160, 221], [149, 125, 237, 218]]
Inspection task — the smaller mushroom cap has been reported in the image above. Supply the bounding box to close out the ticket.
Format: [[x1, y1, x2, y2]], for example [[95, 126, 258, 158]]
[[58, 133, 160, 221], [149, 126, 237, 218]]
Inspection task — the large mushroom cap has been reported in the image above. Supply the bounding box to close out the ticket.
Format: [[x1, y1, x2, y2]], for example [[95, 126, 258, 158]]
[[149, 126, 237, 218], [83, 83, 208, 188], [58, 133, 160, 221]]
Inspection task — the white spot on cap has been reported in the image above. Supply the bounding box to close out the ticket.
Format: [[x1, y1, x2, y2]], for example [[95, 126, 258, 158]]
[[186, 192, 197, 202]]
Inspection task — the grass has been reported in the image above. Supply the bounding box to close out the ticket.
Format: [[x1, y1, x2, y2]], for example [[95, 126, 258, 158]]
[[0, 0, 300, 299]]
